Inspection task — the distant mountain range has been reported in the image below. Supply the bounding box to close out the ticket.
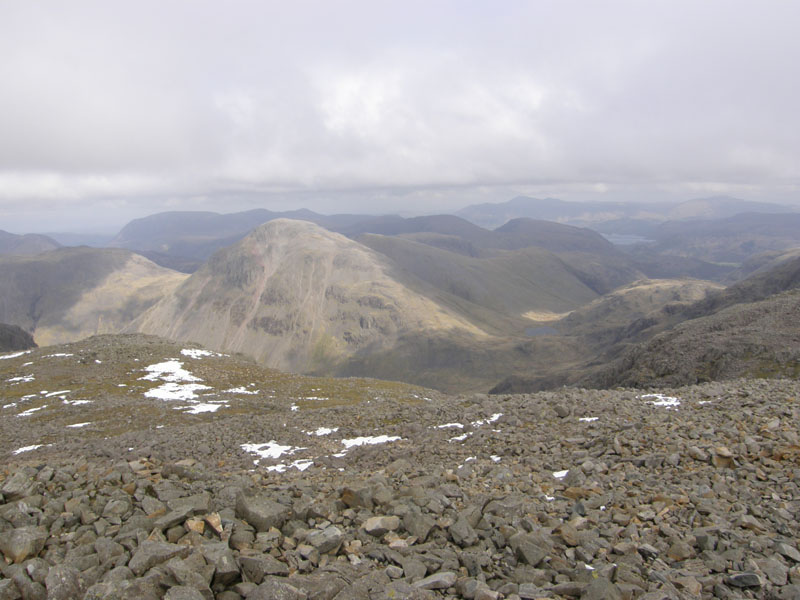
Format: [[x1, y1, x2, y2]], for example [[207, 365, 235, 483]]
[[2, 194, 798, 392]]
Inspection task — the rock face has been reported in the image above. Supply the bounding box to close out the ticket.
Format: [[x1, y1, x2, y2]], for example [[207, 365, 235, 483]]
[[0, 323, 36, 353], [132, 219, 484, 375]]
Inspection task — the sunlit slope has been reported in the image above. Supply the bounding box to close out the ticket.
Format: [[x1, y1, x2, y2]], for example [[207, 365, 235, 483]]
[[132, 219, 488, 376], [0, 248, 187, 345]]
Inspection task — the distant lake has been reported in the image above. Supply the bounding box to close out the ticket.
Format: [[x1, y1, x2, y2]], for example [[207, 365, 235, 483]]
[[601, 233, 654, 245]]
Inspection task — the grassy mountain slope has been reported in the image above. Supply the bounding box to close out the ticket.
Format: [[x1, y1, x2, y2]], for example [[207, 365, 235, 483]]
[[0, 248, 187, 345]]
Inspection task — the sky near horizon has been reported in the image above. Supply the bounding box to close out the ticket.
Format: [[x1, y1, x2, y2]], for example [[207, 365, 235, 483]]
[[1, 1, 799, 233]]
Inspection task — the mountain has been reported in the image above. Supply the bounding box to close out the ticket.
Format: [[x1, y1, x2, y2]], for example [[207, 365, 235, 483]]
[[109, 208, 374, 272], [0, 247, 187, 346], [131, 219, 488, 381], [645, 212, 800, 263], [0, 323, 36, 352], [0, 230, 60, 255], [665, 195, 797, 220]]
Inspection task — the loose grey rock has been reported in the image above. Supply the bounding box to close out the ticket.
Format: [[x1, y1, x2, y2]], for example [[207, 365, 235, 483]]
[[239, 555, 290, 583], [247, 578, 307, 600], [363, 516, 400, 536], [128, 541, 190, 576], [44, 565, 85, 600], [305, 525, 344, 554], [235, 493, 290, 532], [726, 572, 763, 588], [0, 527, 47, 563], [412, 571, 457, 590]]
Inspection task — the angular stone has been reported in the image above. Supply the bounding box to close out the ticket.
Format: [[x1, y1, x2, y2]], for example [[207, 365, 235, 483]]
[[363, 516, 400, 537], [239, 555, 290, 583], [1, 471, 38, 501], [129, 541, 190, 576], [726, 572, 763, 588], [449, 516, 478, 548], [413, 571, 457, 590], [0, 527, 47, 563], [757, 557, 788, 586], [0, 579, 22, 600], [667, 540, 694, 561], [235, 493, 290, 532], [200, 542, 239, 585], [581, 578, 623, 600], [511, 533, 548, 567], [247, 578, 307, 600], [777, 542, 800, 563], [164, 586, 207, 600], [44, 565, 85, 600], [306, 525, 344, 554], [403, 510, 435, 543]]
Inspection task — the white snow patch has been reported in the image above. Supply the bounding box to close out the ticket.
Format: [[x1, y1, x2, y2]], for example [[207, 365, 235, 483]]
[[266, 458, 314, 473], [156, 425, 164, 429], [141, 360, 200, 382], [341, 435, 401, 449], [18, 406, 46, 417], [118, 384, 127, 387], [301, 396, 328, 401], [491, 455, 502, 462], [464, 456, 476, 463], [45, 390, 70, 397], [472, 413, 503, 427], [67, 422, 90, 428], [241, 441, 306, 462], [545, 495, 555, 501], [435, 422, 464, 430], [642, 393, 681, 409], [182, 402, 225, 414], [7, 375, 34, 383], [3, 403, 17, 409], [449, 433, 470, 442], [13, 444, 44, 454], [579, 417, 599, 422], [307, 427, 338, 436], [180, 348, 221, 359], [21, 362, 33, 367], [44, 353, 74, 358], [698, 400, 712, 405], [63, 399, 92, 406], [95, 359, 102, 364], [290, 404, 299, 411], [553, 470, 569, 479], [224, 387, 259, 395], [144, 382, 211, 401]]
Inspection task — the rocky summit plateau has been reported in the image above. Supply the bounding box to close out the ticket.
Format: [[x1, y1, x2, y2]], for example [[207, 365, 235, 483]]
[[1, 335, 800, 599]]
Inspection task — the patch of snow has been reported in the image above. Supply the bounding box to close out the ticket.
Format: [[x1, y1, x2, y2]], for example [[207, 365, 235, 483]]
[[18, 406, 46, 417], [180, 348, 221, 359], [182, 402, 225, 414], [267, 458, 314, 473], [0, 351, 31, 360], [13, 444, 44, 454], [45, 390, 70, 397], [472, 413, 503, 427], [3, 402, 17, 409], [22, 362, 33, 367], [224, 387, 259, 395], [553, 470, 569, 479], [145, 382, 211, 401], [341, 435, 402, 449], [44, 353, 74, 358], [307, 427, 338, 436], [435, 422, 464, 430], [545, 495, 555, 501], [118, 384, 127, 387], [449, 433, 470, 442], [156, 425, 164, 429], [491, 455, 502, 462], [290, 404, 299, 411], [301, 396, 328, 401], [141, 360, 200, 382], [579, 417, 599, 422], [585, 564, 595, 571], [698, 400, 712, 405], [67, 422, 90, 428], [641, 393, 681, 409], [95, 360, 102, 364], [241, 441, 306, 461], [7, 375, 34, 383], [63, 399, 92, 406]]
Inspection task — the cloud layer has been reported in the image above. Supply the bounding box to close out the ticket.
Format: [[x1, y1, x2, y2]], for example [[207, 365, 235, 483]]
[[1, 1, 799, 231]]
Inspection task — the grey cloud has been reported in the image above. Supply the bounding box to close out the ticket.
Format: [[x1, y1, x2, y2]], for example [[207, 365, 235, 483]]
[[0, 1, 798, 232]]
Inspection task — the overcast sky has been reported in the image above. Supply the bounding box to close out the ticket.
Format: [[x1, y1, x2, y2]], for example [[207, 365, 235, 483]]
[[2, 1, 799, 233]]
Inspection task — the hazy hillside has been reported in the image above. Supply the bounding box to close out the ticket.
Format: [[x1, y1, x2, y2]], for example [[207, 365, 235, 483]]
[[645, 212, 800, 263], [0, 230, 60, 255], [109, 208, 373, 271], [0, 247, 187, 345], [0, 323, 36, 352], [131, 219, 489, 380]]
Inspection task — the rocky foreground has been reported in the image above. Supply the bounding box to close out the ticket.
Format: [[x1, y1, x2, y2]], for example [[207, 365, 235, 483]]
[[1, 336, 800, 599]]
